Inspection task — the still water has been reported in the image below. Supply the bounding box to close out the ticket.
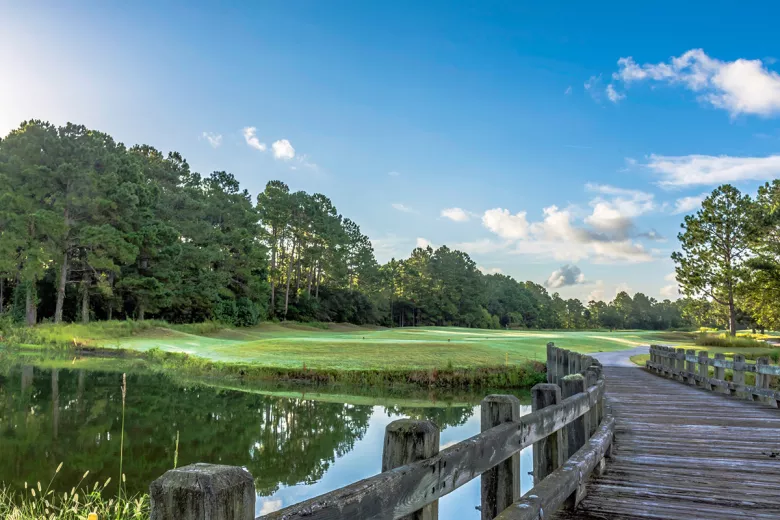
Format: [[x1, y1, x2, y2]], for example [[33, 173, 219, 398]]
[[0, 366, 533, 518]]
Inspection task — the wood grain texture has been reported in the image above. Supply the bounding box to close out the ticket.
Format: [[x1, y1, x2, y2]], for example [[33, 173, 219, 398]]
[[551, 365, 780, 519], [261, 379, 604, 520]]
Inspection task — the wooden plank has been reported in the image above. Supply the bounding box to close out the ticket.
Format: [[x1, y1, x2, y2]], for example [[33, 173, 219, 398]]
[[493, 416, 615, 520], [261, 379, 604, 520], [552, 363, 780, 520]]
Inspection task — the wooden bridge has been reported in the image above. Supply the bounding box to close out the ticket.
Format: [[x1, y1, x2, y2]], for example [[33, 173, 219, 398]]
[[148, 344, 780, 520]]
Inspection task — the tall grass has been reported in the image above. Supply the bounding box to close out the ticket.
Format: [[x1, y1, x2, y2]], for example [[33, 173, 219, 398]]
[[0, 468, 148, 520], [694, 333, 769, 349], [0, 372, 150, 519], [117, 373, 127, 520], [0, 319, 226, 349]]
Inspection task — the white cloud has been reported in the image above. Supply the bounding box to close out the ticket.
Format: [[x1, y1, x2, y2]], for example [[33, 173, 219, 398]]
[[588, 281, 606, 302], [258, 500, 283, 515], [201, 132, 222, 148], [242, 127, 267, 151], [416, 237, 431, 248], [482, 208, 530, 240], [612, 49, 780, 117], [296, 154, 319, 171], [454, 238, 509, 255], [660, 272, 680, 299], [584, 75, 604, 102], [646, 153, 780, 187], [545, 264, 586, 288], [272, 139, 296, 160], [370, 235, 409, 263], [478, 265, 503, 275], [564, 86, 573, 95], [673, 193, 707, 214], [441, 207, 471, 222], [481, 204, 654, 264], [584, 184, 656, 236], [614, 282, 633, 296], [392, 203, 415, 213], [388, 171, 400, 177], [606, 84, 625, 103]]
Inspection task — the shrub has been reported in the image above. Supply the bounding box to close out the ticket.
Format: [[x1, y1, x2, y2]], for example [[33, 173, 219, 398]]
[[694, 333, 767, 349], [213, 298, 238, 325], [235, 297, 259, 327]]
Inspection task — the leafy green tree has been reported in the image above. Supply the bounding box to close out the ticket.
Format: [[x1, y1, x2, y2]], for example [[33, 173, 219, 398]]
[[672, 185, 758, 336]]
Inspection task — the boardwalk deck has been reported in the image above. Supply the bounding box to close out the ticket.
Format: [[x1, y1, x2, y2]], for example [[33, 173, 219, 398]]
[[554, 365, 780, 519]]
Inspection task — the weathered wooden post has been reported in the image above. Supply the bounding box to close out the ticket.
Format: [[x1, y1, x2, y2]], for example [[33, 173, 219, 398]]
[[755, 357, 774, 407], [481, 395, 520, 520], [561, 374, 588, 510], [732, 354, 746, 398], [561, 374, 587, 459], [382, 419, 440, 520], [713, 353, 726, 381], [685, 349, 696, 385], [149, 464, 255, 520], [531, 384, 564, 484], [675, 348, 686, 381], [698, 351, 709, 388], [756, 357, 766, 389], [580, 356, 593, 377], [585, 367, 599, 436], [547, 343, 556, 384], [571, 353, 581, 376], [561, 349, 569, 379]]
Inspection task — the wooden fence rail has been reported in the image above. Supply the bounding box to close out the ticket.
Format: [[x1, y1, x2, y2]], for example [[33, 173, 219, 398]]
[[647, 345, 780, 406], [148, 344, 614, 520]]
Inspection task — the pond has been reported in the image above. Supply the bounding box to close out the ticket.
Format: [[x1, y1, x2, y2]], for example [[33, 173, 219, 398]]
[[0, 365, 534, 518]]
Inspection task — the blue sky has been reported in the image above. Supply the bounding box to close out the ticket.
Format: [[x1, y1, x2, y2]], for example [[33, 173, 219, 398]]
[[3, 1, 780, 302]]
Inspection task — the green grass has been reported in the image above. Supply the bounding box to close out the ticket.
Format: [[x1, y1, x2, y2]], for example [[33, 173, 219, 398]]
[[3, 321, 692, 370], [79, 324, 668, 370], [630, 354, 650, 366]]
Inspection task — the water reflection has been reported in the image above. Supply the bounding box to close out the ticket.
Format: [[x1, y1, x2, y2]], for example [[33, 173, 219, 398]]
[[0, 366, 532, 519]]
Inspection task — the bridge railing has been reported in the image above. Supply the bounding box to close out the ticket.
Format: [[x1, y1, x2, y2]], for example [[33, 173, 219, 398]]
[[647, 345, 780, 407], [147, 344, 615, 520]]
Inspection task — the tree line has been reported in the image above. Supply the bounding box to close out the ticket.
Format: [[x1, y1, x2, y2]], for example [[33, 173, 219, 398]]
[[674, 183, 780, 335], [0, 120, 691, 330]]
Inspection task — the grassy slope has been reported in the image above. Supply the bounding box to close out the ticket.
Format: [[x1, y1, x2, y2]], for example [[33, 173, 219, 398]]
[[88, 324, 665, 370]]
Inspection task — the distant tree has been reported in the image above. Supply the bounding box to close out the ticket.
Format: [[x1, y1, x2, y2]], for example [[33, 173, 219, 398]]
[[739, 179, 780, 330], [672, 185, 758, 336]]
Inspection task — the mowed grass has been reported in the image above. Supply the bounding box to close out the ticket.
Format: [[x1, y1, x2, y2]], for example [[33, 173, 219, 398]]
[[93, 324, 666, 370]]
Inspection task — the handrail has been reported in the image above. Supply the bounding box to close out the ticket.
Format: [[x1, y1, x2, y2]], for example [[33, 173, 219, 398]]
[[146, 344, 615, 520], [494, 416, 615, 520], [647, 345, 780, 405]]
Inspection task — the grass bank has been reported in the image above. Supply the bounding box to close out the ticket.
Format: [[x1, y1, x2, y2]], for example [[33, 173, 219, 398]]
[[0, 320, 693, 389]]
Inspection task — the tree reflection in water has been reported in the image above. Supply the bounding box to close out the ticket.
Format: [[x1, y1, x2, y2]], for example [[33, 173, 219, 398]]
[[0, 366, 487, 499]]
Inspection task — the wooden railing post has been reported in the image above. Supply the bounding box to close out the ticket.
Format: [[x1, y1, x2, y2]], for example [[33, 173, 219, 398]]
[[561, 349, 569, 378], [149, 464, 255, 520], [713, 353, 726, 382], [531, 384, 564, 484], [756, 357, 773, 406], [481, 395, 521, 520], [560, 374, 587, 509], [698, 351, 709, 388], [382, 419, 440, 520], [561, 375, 587, 459], [585, 367, 599, 437], [547, 343, 556, 384], [675, 348, 686, 381], [732, 354, 746, 398], [556, 347, 564, 383], [685, 349, 696, 385]]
